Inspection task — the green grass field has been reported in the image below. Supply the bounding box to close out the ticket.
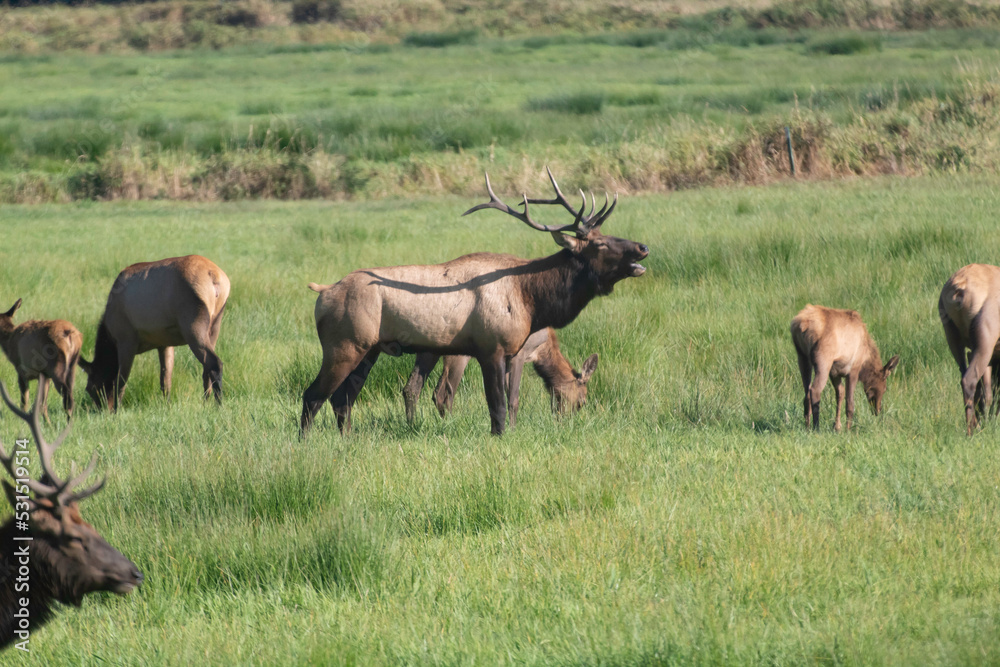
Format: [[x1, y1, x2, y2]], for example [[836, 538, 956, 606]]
[[2, 174, 999, 664]]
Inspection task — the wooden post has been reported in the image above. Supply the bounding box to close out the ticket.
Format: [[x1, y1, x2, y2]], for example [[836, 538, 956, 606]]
[[785, 126, 796, 177]]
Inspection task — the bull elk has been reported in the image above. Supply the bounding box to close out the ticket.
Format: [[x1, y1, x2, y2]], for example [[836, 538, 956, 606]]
[[403, 327, 598, 427], [939, 263, 1000, 435], [302, 168, 648, 436], [79, 255, 230, 411], [791, 304, 899, 431], [0, 299, 82, 420], [0, 382, 142, 649]]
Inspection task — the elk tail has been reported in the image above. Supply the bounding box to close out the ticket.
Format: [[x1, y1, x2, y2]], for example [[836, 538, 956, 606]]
[[308, 282, 332, 293]]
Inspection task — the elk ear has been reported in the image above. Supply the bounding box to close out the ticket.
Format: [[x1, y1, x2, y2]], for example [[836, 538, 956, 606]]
[[3, 298, 21, 318], [884, 355, 900, 375], [78, 357, 92, 373], [580, 354, 599, 382], [551, 232, 585, 253]]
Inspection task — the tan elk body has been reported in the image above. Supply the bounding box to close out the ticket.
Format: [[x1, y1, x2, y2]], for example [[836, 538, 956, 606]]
[[79, 255, 230, 411], [0, 299, 82, 419], [790, 304, 899, 431], [403, 327, 598, 426], [0, 383, 142, 649], [939, 263, 1000, 434], [304, 169, 648, 435]]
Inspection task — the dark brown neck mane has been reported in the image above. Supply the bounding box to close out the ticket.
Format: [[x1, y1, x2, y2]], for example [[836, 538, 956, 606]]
[[519, 250, 600, 333], [91, 320, 119, 377], [0, 517, 57, 649]]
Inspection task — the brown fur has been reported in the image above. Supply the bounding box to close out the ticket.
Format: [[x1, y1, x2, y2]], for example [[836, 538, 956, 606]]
[[938, 263, 1000, 434], [791, 304, 899, 432], [78, 255, 230, 411], [0, 299, 82, 419], [0, 386, 142, 649], [403, 327, 598, 426], [302, 174, 647, 436]]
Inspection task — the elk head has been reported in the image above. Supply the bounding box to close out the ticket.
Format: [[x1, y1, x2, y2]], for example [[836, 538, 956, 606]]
[[861, 354, 900, 416], [0, 382, 142, 606], [463, 168, 649, 295], [77, 324, 119, 412], [553, 353, 599, 414], [0, 298, 22, 334]]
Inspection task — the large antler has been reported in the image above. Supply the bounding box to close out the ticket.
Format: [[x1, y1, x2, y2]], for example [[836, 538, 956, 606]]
[[463, 167, 618, 238], [0, 381, 104, 507]]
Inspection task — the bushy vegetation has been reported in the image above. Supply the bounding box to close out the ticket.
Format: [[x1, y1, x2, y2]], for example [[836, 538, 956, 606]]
[[0, 26, 999, 203], [2, 176, 1000, 663]]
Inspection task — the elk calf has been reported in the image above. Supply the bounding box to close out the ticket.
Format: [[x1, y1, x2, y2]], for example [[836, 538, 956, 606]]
[[79, 255, 230, 411], [403, 328, 598, 427], [0, 382, 142, 649], [790, 304, 899, 432], [0, 299, 82, 419], [939, 263, 1000, 434]]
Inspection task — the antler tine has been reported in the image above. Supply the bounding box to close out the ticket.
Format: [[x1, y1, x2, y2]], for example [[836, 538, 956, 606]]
[[525, 166, 587, 220], [22, 388, 70, 492], [463, 172, 580, 234], [588, 192, 619, 231], [59, 452, 104, 505], [0, 381, 61, 497]]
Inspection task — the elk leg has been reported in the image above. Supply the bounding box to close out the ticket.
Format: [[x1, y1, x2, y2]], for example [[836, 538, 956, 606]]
[[301, 345, 370, 437], [17, 374, 29, 412], [845, 374, 859, 431], [808, 360, 832, 431], [38, 376, 51, 423], [795, 345, 812, 427], [403, 353, 439, 424], [961, 317, 1000, 435], [209, 302, 226, 347], [331, 348, 381, 434], [158, 347, 175, 398], [831, 376, 844, 433], [434, 355, 470, 418], [184, 340, 223, 405], [64, 352, 78, 419], [111, 337, 139, 413], [506, 355, 525, 428], [479, 351, 507, 436]]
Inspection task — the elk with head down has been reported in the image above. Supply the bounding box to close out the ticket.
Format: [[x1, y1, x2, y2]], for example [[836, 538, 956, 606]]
[[302, 168, 648, 436], [939, 263, 1000, 435], [79, 255, 230, 411], [0, 299, 82, 420], [0, 382, 143, 649], [791, 304, 900, 432], [403, 327, 598, 427]]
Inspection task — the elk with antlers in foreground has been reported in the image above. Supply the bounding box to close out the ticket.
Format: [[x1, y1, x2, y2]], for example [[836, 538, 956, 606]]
[[791, 304, 900, 432], [303, 168, 648, 436], [0, 382, 143, 650], [403, 327, 598, 427], [79, 255, 230, 411], [939, 263, 1000, 435], [0, 299, 83, 420]]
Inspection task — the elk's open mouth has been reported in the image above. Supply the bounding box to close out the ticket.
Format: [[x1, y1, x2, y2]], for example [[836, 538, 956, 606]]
[[111, 580, 139, 595], [630, 262, 646, 277]]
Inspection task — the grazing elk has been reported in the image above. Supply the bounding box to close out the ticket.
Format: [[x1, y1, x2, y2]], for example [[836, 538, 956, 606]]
[[0, 382, 143, 649], [303, 168, 648, 436], [791, 304, 900, 432], [79, 255, 230, 411], [403, 327, 598, 427], [939, 263, 1000, 435], [0, 299, 82, 420]]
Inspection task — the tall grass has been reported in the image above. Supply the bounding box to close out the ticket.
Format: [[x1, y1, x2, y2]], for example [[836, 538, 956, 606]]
[[1, 176, 1000, 662]]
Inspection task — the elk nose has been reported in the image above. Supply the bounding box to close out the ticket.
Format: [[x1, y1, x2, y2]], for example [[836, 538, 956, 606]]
[[638, 244, 649, 256], [133, 569, 144, 585]]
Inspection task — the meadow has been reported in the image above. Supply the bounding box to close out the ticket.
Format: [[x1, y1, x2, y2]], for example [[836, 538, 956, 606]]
[[1, 174, 999, 664]]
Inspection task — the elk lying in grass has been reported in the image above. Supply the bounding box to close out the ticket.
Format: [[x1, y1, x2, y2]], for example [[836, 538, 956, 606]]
[[0, 382, 142, 649], [79, 255, 230, 411], [0, 299, 82, 420], [303, 168, 648, 436], [790, 304, 899, 432], [939, 263, 1000, 435], [403, 327, 598, 427]]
